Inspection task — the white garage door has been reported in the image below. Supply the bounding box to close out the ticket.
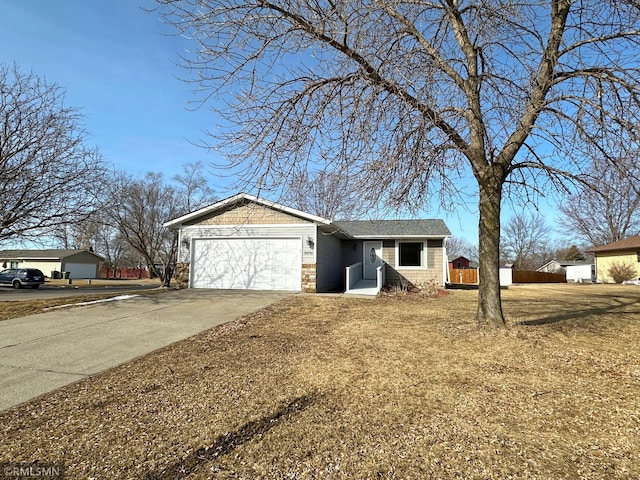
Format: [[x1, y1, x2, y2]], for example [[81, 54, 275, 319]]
[[64, 263, 97, 279], [191, 238, 302, 291]]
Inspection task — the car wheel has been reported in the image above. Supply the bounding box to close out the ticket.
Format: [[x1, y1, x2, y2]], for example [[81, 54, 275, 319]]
[[12, 280, 22, 289], [31, 284, 40, 289]]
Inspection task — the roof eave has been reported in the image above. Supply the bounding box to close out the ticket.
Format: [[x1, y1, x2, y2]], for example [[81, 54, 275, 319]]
[[164, 193, 332, 228], [349, 234, 452, 239], [590, 247, 640, 254]]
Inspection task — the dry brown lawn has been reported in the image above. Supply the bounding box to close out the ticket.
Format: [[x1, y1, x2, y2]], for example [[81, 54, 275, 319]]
[[1, 284, 639, 479]]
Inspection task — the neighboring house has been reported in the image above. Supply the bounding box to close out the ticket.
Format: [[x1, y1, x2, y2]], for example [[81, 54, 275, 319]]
[[0, 249, 104, 279], [448, 255, 477, 269], [588, 235, 640, 283], [164, 193, 451, 293], [537, 259, 564, 273]]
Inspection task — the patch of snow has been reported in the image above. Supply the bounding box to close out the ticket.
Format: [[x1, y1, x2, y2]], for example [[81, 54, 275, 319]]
[[44, 295, 140, 311]]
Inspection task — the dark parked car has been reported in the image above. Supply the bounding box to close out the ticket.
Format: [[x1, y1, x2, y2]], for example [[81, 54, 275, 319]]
[[0, 268, 45, 289]]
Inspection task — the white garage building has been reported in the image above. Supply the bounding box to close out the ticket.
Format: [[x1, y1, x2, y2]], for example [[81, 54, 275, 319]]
[[0, 249, 104, 279]]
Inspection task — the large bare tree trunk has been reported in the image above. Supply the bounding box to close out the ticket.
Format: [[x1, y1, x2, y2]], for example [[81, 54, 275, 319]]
[[476, 180, 505, 328]]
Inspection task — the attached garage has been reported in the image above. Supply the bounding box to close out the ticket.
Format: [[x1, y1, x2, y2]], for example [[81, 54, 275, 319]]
[[191, 237, 302, 291]]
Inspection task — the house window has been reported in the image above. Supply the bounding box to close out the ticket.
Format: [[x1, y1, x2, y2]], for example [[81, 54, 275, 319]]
[[637, 251, 640, 262], [398, 242, 424, 267]]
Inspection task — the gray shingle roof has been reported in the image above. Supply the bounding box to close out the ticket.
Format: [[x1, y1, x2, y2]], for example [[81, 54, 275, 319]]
[[0, 249, 103, 260], [333, 219, 451, 238]]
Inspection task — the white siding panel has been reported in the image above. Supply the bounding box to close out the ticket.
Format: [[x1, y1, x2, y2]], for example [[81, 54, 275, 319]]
[[13, 260, 61, 276], [499, 267, 513, 286], [566, 264, 594, 283]]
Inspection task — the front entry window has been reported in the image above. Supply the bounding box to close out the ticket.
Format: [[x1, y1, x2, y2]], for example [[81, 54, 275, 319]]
[[398, 242, 423, 267], [369, 247, 377, 263]]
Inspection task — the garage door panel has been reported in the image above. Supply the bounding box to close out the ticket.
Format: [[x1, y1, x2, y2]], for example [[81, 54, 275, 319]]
[[64, 263, 97, 279], [191, 238, 301, 291]]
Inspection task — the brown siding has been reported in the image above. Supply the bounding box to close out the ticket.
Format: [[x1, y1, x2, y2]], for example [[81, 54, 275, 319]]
[[64, 252, 102, 264], [384, 239, 445, 287], [382, 240, 395, 264], [185, 202, 310, 226]]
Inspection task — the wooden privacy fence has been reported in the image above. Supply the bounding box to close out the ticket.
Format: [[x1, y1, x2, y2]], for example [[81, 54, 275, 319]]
[[99, 267, 150, 279], [450, 268, 478, 284], [449, 268, 565, 284], [512, 270, 566, 283]]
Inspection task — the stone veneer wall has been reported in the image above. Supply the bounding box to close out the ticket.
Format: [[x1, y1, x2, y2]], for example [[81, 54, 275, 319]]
[[301, 264, 317, 293], [174, 262, 190, 289]]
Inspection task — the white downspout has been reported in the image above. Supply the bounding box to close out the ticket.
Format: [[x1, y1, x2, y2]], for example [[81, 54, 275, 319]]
[[443, 237, 449, 285]]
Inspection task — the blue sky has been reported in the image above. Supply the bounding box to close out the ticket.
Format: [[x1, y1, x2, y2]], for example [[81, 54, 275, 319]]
[[0, 0, 215, 178], [0, 0, 564, 246]]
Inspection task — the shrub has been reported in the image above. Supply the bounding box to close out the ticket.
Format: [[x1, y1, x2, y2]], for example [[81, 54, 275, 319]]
[[415, 279, 441, 297], [607, 261, 639, 283]]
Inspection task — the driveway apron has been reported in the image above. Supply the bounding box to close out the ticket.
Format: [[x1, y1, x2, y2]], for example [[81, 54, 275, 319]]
[[0, 289, 290, 411]]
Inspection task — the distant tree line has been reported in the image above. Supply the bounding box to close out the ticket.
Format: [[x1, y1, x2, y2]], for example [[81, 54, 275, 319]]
[[2, 62, 638, 288]]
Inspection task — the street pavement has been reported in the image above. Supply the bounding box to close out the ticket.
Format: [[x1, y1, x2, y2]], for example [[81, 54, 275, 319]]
[[0, 283, 157, 301], [0, 289, 291, 411]]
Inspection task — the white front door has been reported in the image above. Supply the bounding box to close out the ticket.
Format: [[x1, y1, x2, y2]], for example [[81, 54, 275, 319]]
[[363, 241, 383, 280]]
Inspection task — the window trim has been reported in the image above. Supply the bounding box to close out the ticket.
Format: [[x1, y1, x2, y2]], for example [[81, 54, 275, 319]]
[[395, 240, 427, 269]]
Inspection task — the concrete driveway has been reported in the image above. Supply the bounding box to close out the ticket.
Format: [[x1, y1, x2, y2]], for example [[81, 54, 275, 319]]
[[0, 289, 291, 411]]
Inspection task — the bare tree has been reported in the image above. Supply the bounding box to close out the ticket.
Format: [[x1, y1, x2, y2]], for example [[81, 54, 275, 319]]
[[558, 154, 640, 247], [446, 236, 478, 263], [501, 213, 551, 269], [107, 164, 215, 286], [52, 219, 99, 250], [156, 1, 640, 327], [284, 169, 366, 219], [0, 64, 106, 243], [106, 172, 182, 286], [52, 213, 142, 276], [172, 160, 216, 213]]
